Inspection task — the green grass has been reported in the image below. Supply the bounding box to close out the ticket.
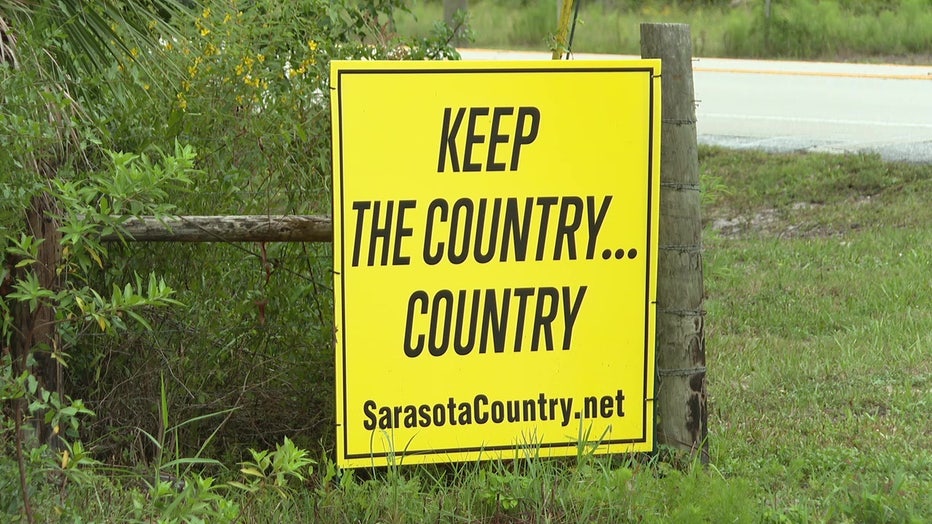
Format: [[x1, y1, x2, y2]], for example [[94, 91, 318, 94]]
[[8, 147, 928, 522], [396, 0, 932, 62], [700, 148, 931, 521]]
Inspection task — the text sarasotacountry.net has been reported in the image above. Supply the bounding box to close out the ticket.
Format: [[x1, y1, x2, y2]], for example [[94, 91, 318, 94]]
[[362, 390, 627, 430]]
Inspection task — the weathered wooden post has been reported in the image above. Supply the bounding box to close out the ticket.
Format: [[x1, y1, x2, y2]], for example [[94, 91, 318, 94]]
[[102, 215, 333, 242], [639, 23, 709, 462]]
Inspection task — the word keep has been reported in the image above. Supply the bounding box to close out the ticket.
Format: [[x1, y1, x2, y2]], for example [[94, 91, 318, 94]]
[[437, 106, 541, 172]]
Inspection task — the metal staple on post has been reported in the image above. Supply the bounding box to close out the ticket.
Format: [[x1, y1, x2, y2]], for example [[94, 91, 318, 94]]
[[657, 366, 707, 377], [658, 244, 703, 254], [660, 182, 701, 191]]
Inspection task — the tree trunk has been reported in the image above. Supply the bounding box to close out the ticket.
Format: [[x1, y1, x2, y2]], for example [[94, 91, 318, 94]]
[[640, 23, 709, 462], [11, 191, 63, 446]]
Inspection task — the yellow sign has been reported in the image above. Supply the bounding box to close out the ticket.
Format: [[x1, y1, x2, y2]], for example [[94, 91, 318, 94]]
[[331, 60, 660, 468]]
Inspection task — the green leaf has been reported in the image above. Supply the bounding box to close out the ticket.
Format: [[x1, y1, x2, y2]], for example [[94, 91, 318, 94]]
[[125, 310, 154, 331], [136, 427, 162, 451], [161, 457, 224, 470], [240, 467, 265, 478]]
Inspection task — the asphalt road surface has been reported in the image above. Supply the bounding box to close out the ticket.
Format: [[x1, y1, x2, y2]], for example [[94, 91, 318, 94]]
[[457, 49, 932, 163]]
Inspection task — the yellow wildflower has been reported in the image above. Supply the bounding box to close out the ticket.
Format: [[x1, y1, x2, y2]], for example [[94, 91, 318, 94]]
[[194, 16, 212, 36], [307, 40, 318, 52], [202, 7, 211, 18]]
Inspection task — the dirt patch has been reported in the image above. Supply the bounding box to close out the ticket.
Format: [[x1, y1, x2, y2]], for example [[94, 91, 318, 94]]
[[711, 208, 780, 237], [707, 186, 890, 239], [710, 203, 824, 238], [707, 200, 874, 239]]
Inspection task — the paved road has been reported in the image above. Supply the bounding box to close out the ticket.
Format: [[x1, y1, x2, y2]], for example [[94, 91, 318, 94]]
[[458, 49, 932, 163]]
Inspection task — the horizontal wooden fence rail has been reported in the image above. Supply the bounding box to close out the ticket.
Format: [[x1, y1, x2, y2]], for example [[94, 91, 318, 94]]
[[100, 215, 333, 243]]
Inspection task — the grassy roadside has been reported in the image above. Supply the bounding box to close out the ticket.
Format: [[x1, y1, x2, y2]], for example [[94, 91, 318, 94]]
[[43, 148, 930, 522], [699, 148, 931, 521], [396, 0, 932, 63]]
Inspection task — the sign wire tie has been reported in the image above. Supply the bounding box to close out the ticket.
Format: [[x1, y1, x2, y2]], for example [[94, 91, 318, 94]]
[[662, 117, 696, 125]]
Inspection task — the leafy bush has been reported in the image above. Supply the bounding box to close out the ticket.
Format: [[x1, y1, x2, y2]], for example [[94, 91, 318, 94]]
[[55, 0, 462, 461], [2, 0, 459, 519]]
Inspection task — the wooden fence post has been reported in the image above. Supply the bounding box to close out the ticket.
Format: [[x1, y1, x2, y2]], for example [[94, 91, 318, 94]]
[[639, 23, 709, 462]]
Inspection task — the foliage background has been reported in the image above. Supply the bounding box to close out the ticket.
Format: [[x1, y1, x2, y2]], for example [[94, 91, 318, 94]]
[[2, 1, 458, 519], [63, 0, 461, 460], [402, 0, 932, 61]]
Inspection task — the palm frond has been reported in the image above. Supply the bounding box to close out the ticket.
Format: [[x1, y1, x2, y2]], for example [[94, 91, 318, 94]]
[[1, 18, 17, 68], [2, 1, 197, 78]]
